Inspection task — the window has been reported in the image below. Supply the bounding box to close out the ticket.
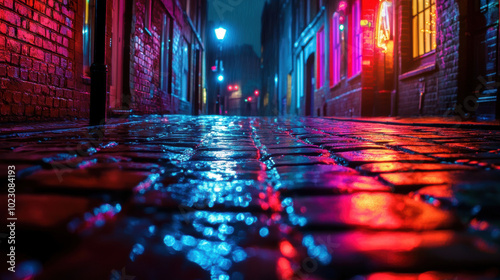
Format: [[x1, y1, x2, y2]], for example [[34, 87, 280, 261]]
[[181, 39, 189, 101], [160, 14, 171, 91], [350, 0, 362, 76], [412, 0, 436, 57], [144, 0, 152, 34], [296, 53, 303, 111], [316, 27, 325, 89], [83, 0, 95, 76], [330, 13, 341, 87]]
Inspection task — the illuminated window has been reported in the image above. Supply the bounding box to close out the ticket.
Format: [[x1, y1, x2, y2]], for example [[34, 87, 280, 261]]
[[181, 39, 189, 101], [350, 0, 362, 76], [161, 14, 171, 91], [83, 0, 95, 76], [145, 0, 152, 34], [316, 27, 325, 89], [412, 0, 436, 57], [330, 13, 341, 87]]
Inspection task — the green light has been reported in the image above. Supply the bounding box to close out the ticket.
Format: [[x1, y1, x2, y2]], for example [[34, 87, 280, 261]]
[[339, 24, 344, 31], [244, 99, 248, 102]]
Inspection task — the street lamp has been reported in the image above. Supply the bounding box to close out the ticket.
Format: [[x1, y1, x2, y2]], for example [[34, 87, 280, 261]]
[[215, 27, 226, 115]]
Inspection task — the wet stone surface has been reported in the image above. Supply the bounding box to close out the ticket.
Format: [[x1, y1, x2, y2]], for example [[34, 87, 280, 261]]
[[0, 115, 500, 280]]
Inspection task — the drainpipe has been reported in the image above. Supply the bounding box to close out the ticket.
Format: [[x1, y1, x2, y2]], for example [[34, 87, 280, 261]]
[[89, 0, 108, 126], [392, 0, 400, 116], [418, 77, 426, 115]]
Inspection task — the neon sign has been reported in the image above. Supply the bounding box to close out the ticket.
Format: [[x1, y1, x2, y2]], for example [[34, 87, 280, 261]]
[[376, 0, 393, 52]]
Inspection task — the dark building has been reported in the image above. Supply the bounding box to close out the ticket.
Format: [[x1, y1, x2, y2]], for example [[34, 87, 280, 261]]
[[0, 0, 207, 122], [220, 44, 261, 116], [260, 0, 281, 116], [206, 21, 261, 116], [261, 0, 499, 119]]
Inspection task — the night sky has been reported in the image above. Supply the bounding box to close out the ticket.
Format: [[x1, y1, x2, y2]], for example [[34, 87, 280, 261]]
[[208, 0, 267, 55]]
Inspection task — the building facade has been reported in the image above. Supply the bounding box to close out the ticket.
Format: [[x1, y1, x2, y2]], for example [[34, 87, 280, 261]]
[[0, 0, 206, 122], [261, 0, 499, 119]]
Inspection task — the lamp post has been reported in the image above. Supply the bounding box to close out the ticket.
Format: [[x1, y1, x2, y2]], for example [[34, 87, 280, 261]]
[[215, 27, 226, 115]]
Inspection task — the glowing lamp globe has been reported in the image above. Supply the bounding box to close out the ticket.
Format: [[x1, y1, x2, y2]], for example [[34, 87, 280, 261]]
[[215, 27, 227, 40]]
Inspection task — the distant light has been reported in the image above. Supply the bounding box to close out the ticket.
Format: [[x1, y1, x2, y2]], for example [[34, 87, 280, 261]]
[[339, 1, 347, 10], [339, 24, 344, 31], [234, 85, 239, 90], [164, 235, 175, 247], [228, 85, 233, 90], [259, 227, 269, 237], [217, 75, 224, 82], [339, 16, 345, 22], [248, 96, 253, 102], [274, 75, 278, 84], [254, 90, 259, 96], [360, 19, 371, 27], [211, 65, 217, 71], [244, 99, 248, 102], [215, 27, 227, 40]]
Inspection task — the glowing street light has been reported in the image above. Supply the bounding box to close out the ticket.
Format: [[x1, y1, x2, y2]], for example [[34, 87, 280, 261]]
[[215, 27, 227, 40], [254, 90, 259, 96], [234, 85, 239, 90], [215, 26, 226, 115]]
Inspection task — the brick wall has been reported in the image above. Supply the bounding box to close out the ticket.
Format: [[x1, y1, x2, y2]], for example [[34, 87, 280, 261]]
[[129, 0, 162, 114], [436, 0, 460, 115], [397, 0, 460, 116], [0, 0, 115, 122], [128, 0, 191, 115], [1, 0, 77, 121], [0, 0, 202, 122]]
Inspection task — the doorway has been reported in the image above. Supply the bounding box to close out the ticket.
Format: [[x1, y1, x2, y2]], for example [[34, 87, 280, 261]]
[[305, 54, 315, 116], [461, 0, 498, 120]]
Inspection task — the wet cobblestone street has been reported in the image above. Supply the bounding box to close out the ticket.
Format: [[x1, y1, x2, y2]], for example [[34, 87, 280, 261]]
[[1, 115, 500, 280]]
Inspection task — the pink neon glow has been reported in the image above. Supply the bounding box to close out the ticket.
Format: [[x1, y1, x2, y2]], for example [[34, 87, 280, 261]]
[[316, 27, 325, 89], [330, 13, 341, 87], [339, 1, 347, 11]]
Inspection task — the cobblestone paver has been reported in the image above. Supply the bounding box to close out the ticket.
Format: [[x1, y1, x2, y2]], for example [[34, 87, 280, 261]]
[[1, 116, 500, 280]]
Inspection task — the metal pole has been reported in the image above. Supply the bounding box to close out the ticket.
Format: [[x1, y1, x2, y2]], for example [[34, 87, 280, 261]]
[[89, 0, 108, 126], [215, 43, 220, 115], [217, 43, 223, 115]]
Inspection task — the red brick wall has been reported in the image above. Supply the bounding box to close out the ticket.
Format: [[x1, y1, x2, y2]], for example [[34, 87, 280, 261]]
[[0, 0, 201, 122], [128, 0, 191, 115], [0, 0, 113, 122], [129, 0, 163, 114]]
